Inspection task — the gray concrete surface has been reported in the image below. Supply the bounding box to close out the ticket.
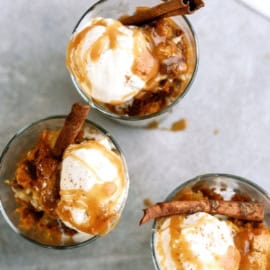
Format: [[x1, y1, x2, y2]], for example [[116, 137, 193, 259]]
[[0, 0, 270, 269]]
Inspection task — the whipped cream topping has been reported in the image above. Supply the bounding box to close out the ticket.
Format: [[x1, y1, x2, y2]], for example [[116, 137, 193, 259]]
[[66, 17, 158, 105], [155, 212, 240, 270], [57, 136, 128, 236]]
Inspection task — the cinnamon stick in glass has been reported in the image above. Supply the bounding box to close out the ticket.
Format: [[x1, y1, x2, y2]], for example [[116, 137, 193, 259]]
[[53, 103, 90, 158], [140, 200, 264, 224], [120, 0, 205, 26]]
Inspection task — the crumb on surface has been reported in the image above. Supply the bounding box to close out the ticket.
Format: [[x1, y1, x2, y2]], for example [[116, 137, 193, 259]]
[[144, 198, 153, 207]]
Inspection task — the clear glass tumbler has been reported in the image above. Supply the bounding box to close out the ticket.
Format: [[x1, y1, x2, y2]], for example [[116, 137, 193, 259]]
[[151, 173, 270, 269], [68, 0, 198, 126], [0, 116, 129, 249]]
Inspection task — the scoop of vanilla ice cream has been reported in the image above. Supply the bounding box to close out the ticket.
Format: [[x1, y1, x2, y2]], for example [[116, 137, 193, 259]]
[[56, 138, 128, 236], [66, 17, 158, 105], [155, 212, 240, 270]]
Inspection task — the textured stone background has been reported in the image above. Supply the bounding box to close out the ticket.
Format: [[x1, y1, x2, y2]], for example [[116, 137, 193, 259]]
[[0, 0, 270, 269]]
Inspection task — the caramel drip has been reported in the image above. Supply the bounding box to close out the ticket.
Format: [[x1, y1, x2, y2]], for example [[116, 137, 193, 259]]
[[57, 141, 126, 235], [234, 228, 253, 267], [88, 20, 123, 61], [168, 216, 183, 270], [63, 141, 124, 180], [156, 226, 167, 270], [57, 185, 118, 235], [169, 216, 204, 270], [66, 19, 124, 95], [66, 25, 94, 86]]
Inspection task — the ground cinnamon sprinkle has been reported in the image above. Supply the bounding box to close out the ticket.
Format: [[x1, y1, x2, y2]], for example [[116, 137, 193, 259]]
[[144, 198, 154, 207]]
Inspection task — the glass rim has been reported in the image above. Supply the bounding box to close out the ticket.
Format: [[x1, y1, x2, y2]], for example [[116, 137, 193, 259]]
[[0, 115, 129, 249], [150, 173, 270, 270], [69, 0, 199, 121]]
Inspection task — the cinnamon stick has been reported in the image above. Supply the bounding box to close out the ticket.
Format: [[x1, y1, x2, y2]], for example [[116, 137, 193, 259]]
[[140, 200, 264, 225], [53, 103, 90, 158], [120, 0, 205, 26]]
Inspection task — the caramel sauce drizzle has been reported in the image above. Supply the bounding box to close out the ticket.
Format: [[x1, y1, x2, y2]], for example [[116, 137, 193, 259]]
[[66, 19, 124, 96], [156, 223, 168, 269], [87, 20, 123, 61], [57, 141, 126, 235], [169, 215, 204, 270], [234, 229, 253, 268], [57, 186, 117, 235], [66, 25, 94, 89]]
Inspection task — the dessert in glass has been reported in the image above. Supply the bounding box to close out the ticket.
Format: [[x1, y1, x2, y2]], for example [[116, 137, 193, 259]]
[[66, 0, 202, 126], [141, 173, 270, 269], [0, 103, 129, 248]]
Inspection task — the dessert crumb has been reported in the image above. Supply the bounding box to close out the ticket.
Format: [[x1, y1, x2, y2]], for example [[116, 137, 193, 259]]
[[264, 53, 270, 62], [213, 129, 219, 135], [144, 198, 153, 207]]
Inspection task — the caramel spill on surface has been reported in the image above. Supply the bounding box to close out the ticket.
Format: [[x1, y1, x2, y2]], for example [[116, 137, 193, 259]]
[[144, 118, 187, 132], [170, 119, 187, 132], [145, 120, 160, 129]]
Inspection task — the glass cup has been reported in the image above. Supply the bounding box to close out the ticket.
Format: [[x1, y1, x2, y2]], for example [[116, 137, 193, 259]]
[[68, 0, 198, 126], [151, 173, 270, 269], [0, 116, 129, 249]]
